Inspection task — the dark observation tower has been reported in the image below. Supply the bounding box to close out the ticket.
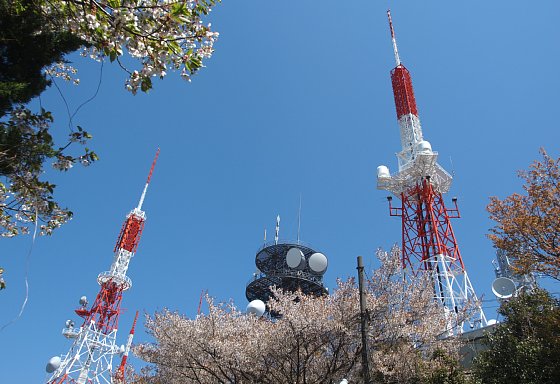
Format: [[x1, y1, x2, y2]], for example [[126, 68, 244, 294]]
[[246, 217, 329, 318]]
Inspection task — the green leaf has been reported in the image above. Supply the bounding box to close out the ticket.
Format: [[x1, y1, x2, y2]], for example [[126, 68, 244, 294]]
[[168, 41, 180, 54], [171, 3, 187, 16], [107, 0, 121, 8], [140, 77, 152, 92]]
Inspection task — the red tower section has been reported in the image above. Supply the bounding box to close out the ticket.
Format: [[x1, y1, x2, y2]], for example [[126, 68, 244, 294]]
[[388, 179, 465, 277], [115, 215, 145, 253], [76, 281, 125, 334], [391, 65, 418, 118]]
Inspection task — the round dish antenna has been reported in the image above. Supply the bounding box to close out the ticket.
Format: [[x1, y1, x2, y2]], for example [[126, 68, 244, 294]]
[[492, 277, 516, 299], [79, 296, 88, 306], [308, 252, 328, 274], [46, 356, 61, 373], [286, 247, 305, 269], [246, 299, 266, 317]]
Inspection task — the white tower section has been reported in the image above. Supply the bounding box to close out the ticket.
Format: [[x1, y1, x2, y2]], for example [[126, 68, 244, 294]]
[[377, 11, 452, 197]]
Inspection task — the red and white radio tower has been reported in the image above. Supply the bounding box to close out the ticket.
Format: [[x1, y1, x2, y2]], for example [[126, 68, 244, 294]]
[[46, 150, 159, 383], [376, 11, 486, 334]]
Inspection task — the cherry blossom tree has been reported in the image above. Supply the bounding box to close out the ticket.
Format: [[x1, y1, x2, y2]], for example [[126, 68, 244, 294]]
[[41, 0, 220, 94], [134, 246, 465, 383], [1, 0, 221, 237]]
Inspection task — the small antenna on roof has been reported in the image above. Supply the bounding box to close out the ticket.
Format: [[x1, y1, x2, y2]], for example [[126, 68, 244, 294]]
[[263, 228, 267, 245], [449, 156, 456, 177], [297, 194, 302, 244], [387, 9, 401, 66], [275, 215, 280, 245]]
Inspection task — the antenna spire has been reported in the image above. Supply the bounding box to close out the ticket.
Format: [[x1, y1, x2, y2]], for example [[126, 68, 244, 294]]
[[297, 194, 302, 244], [387, 9, 401, 66], [116, 311, 139, 382], [137, 148, 160, 210], [274, 215, 280, 245]]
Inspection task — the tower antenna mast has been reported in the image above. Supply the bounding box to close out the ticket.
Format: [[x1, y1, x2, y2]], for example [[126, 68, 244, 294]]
[[297, 194, 302, 244], [46, 149, 160, 383], [138, 148, 159, 210], [275, 215, 280, 245], [114, 311, 139, 383], [377, 11, 486, 335], [387, 10, 401, 66]]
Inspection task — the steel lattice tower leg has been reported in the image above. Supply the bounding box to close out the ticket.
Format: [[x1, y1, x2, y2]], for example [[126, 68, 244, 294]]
[[389, 178, 486, 334]]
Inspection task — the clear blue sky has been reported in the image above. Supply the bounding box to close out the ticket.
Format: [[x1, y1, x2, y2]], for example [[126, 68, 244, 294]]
[[2, 1, 560, 381]]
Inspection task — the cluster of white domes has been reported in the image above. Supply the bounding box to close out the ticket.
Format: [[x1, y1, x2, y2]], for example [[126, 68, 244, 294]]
[[377, 140, 433, 180], [246, 245, 329, 317], [285, 247, 328, 274]]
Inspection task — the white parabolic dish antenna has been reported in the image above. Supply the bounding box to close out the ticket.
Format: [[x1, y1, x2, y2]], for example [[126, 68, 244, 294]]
[[492, 277, 516, 299], [308, 252, 328, 274], [246, 299, 266, 317], [46, 356, 61, 373], [286, 247, 305, 269]]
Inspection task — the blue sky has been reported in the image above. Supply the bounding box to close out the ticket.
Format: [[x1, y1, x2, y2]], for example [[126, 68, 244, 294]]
[[2, 1, 560, 381]]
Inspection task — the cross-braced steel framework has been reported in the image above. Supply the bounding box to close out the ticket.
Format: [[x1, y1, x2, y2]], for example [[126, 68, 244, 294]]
[[377, 11, 486, 335], [387, 179, 485, 332], [392, 179, 462, 273], [49, 320, 121, 384]]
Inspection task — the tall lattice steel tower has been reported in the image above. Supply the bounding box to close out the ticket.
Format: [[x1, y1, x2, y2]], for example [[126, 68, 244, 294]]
[[45, 150, 159, 383], [376, 11, 486, 334]]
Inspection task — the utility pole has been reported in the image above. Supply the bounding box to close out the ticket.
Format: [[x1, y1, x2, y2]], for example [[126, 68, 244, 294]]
[[357, 256, 371, 384]]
